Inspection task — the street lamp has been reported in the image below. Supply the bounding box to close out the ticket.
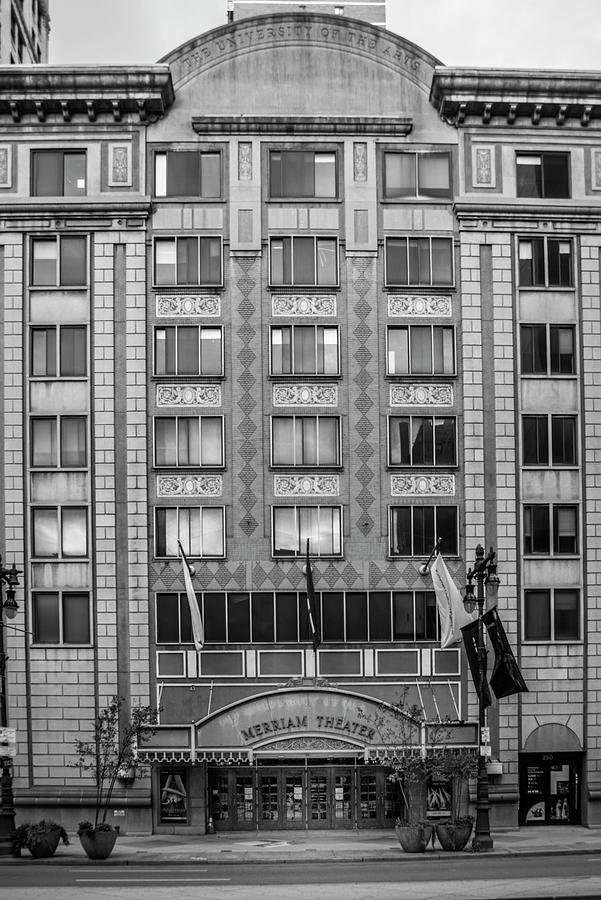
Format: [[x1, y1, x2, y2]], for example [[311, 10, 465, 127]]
[[463, 544, 499, 853], [0, 557, 21, 857]]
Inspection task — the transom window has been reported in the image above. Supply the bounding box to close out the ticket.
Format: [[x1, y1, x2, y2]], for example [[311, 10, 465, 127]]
[[271, 416, 341, 467], [154, 236, 222, 286], [524, 589, 580, 641], [155, 506, 225, 558], [272, 506, 342, 557], [518, 237, 572, 287], [32, 591, 91, 645], [383, 151, 451, 199], [30, 325, 87, 377], [270, 325, 339, 376], [385, 237, 453, 287], [522, 415, 577, 466], [270, 150, 337, 198], [388, 416, 456, 467], [154, 416, 224, 468], [154, 326, 223, 376], [516, 152, 570, 199], [31, 150, 86, 196], [30, 236, 87, 287], [154, 151, 221, 198], [387, 325, 455, 376], [389, 505, 458, 557], [520, 324, 575, 375], [31, 416, 87, 468], [31, 506, 88, 558], [270, 236, 338, 286], [523, 504, 578, 555]]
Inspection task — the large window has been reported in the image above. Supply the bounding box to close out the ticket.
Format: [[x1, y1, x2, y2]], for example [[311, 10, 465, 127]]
[[155, 506, 225, 558], [32, 150, 86, 196], [389, 506, 458, 557], [383, 151, 451, 199], [516, 152, 570, 199], [154, 151, 221, 198], [270, 325, 339, 376], [270, 237, 338, 286], [524, 589, 579, 641], [154, 326, 223, 376], [388, 416, 456, 467], [522, 415, 577, 466], [385, 237, 453, 287], [31, 507, 88, 558], [154, 416, 224, 467], [271, 416, 341, 467], [523, 504, 578, 555], [30, 325, 87, 377], [272, 506, 342, 557], [518, 237, 572, 287], [31, 416, 87, 468], [270, 150, 336, 198], [520, 324, 575, 375], [387, 325, 455, 376], [32, 591, 90, 644], [30, 236, 87, 287], [154, 237, 222, 286]]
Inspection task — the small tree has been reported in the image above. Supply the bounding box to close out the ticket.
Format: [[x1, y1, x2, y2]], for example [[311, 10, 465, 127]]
[[73, 696, 159, 829], [431, 745, 478, 824]]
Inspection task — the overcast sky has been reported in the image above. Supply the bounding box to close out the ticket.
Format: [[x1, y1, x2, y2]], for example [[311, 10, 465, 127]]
[[49, 0, 601, 70]]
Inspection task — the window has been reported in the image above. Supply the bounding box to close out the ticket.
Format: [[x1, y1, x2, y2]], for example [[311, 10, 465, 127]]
[[155, 506, 225, 558], [30, 236, 87, 287], [516, 152, 570, 199], [270, 236, 338, 286], [518, 237, 572, 287], [387, 325, 455, 376], [271, 416, 341, 467], [154, 326, 223, 376], [270, 325, 339, 375], [523, 504, 578, 555], [522, 415, 577, 466], [154, 416, 224, 467], [32, 591, 90, 644], [156, 593, 194, 644], [272, 506, 342, 557], [385, 237, 453, 287], [30, 325, 87, 377], [383, 152, 451, 199], [388, 416, 456, 467], [32, 150, 86, 196], [31, 507, 87, 558], [520, 324, 575, 375], [31, 416, 87, 468], [154, 151, 221, 198], [524, 589, 579, 641], [389, 506, 458, 557], [154, 237, 222, 286], [391, 591, 439, 641], [269, 150, 336, 199]]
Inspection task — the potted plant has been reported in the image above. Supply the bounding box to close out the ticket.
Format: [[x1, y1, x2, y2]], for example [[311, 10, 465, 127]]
[[72, 695, 158, 860], [431, 746, 478, 851], [12, 820, 69, 858]]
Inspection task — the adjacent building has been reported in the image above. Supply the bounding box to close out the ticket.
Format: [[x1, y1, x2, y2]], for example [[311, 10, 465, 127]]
[[0, 0, 50, 64]]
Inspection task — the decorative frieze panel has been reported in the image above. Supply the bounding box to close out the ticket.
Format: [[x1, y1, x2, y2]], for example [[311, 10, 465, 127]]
[[388, 295, 452, 317], [156, 384, 221, 407], [390, 384, 454, 407], [274, 474, 339, 497], [0, 145, 12, 188], [353, 142, 367, 181], [238, 141, 253, 180], [272, 295, 336, 317], [273, 384, 338, 407], [391, 475, 455, 496], [156, 295, 220, 317], [472, 145, 496, 188], [157, 475, 223, 497], [593, 149, 601, 190], [108, 143, 132, 187]]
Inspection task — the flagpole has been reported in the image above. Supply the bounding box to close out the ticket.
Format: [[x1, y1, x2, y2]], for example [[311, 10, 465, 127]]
[[418, 537, 442, 576]]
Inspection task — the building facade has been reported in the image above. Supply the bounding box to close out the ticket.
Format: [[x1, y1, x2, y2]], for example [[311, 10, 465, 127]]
[[0, 0, 50, 64], [1, 10, 601, 834]]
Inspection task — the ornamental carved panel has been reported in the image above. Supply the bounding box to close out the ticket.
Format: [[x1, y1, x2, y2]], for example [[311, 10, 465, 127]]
[[157, 475, 223, 497], [272, 295, 336, 317], [472, 145, 496, 188], [391, 475, 456, 496], [388, 295, 452, 317], [0, 145, 11, 187], [238, 141, 253, 180], [265, 737, 356, 751], [156, 295, 221, 317], [108, 143, 131, 187], [353, 142, 367, 181], [156, 385, 222, 407], [390, 384, 454, 406], [593, 149, 601, 190], [274, 475, 339, 497], [273, 385, 338, 407]]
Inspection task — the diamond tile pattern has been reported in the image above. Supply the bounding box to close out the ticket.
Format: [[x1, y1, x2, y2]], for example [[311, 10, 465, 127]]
[[351, 260, 377, 535], [234, 258, 259, 534]]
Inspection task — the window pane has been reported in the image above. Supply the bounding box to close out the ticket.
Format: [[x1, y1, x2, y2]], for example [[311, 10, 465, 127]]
[[276, 591, 298, 641], [177, 418, 200, 466], [386, 238, 408, 284], [322, 591, 344, 641], [157, 594, 181, 643], [436, 507, 457, 556], [270, 237, 291, 285], [389, 417, 410, 465], [62, 593, 90, 643], [61, 236, 86, 286], [412, 417, 433, 465], [61, 326, 87, 376], [32, 508, 59, 557], [384, 153, 415, 198], [31, 418, 57, 467], [293, 237, 314, 284], [61, 417, 86, 467], [554, 506, 577, 554], [200, 417, 223, 466], [155, 239, 176, 285], [252, 592, 274, 642], [201, 153, 221, 198], [31, 239, 57, 286], [62, 507, 87, 556], [418, 153, 451, 197], [321, 327, 339, 374], [390, 506, 411, 556], [317, 239, 337, 285], [434, 418, 456, 465], [294, 326, 316, 374], [393, 592, 414, 640], [314, 153, 336, 197], [155, 419, 176, 466], [200, 328, 222, 375], [63, 153, 86, 196], [178, 327, 200, 375], [409, 237, 430, 285], [33, 592, 60, 643], [554, 590, 579, 640], [548, 239, 572, 287], [412, 506, 434, 557], [33, 151, 62, 195], [204, 592, 226, 642], [523, 416, 548, 466], [273, 507, 298, 556], [167, 151, 200, 196], [154, 152, 167, 196], [551, 416, 576, 466], [543, 153, 570, 199], [228, 593, 250, 642], [524, 505, 550, 554], [201, 507, 224, 556], [369, 592, 391, 640], [521, 324, 547, 374], [388, 327, 409, 375], [155, 508, 176, 557], [177, 237, 198, 284], [433, 326, 455, 375], [410, 326, 432, 375], [516, 155, 542, 198], [31, 328, 56, 376], [550, 326, 575, 375], [200, 237, 221, 285], [345, 592, 367, 641], [524, 590, 551, 640], [431, 238, 453, 285]]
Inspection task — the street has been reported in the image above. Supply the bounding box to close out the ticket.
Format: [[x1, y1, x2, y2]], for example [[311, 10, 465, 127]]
[[2, 854, 601, 899]]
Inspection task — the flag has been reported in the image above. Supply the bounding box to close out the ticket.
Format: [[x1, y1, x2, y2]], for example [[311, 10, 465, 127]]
[[178, 541, 204, 651], [461, 618, 492, 708], [430, 552, 477, 649], [304, 539, 321, 652], [483, 606, 528, 699]]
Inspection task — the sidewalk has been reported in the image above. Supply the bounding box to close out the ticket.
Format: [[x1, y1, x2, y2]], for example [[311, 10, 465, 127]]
[[3, 825, 601, 865]]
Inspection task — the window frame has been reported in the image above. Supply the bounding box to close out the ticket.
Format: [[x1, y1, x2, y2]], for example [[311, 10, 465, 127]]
[[515, 151, 571, 199], [270, 415, 342, 468], [30, 325, 88, 379], [269, 235, 339, 287], [153, 149, 222, 199], [154, 506, 226, 559], [383, 150, 452, 200], [30, 415, 88, 469], [520, 324, 576, 376], [153, 415, 225, 468], [269, 324, 341, 377], [389, 505, 458, 558], [384, 236, 454, 288], [31, 506, 88, 559], [387, 415, 457, 468], [523, 503, 579, 556], [31, 148, 87, 197], [522, 414, 578, 467], [523, 588, 580, 642], [31, 590, 91, 645], [272, 505, 343, 558], [153, 235, 223, 288], [517, 236, 573, 288], [269, 149, 338, 200], [30, 234, 88, 288], [386, 324, 456, 377], [153, 325, 224, 377]]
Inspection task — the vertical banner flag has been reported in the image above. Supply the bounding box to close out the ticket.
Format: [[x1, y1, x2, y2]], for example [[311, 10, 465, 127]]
[[483, 606, 528, 699], [431, 552, 477, 649], [178, 540, 204, 652], [304, 539, 321, 652], [461, 619, 492, 709]]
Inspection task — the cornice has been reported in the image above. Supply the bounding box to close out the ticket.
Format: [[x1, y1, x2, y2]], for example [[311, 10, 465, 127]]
[[454, 200, 601, 228], [192, 115, 413, 135], [0, 199, 152, 226]]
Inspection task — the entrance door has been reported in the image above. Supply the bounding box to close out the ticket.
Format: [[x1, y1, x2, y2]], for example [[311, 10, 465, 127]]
[[519, 753, 581, 825], [308, 766, 355, 829], [209, 768, 257, 831], [258, 768, 307, 830], [358, 767, 399, 828]]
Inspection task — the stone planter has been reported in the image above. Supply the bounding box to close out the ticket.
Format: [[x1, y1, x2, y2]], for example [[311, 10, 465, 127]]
[[394, 823, 433, 853], [78, 826, 119, 860], [435, 820, 473, 852], [28, 829, 62, 858]]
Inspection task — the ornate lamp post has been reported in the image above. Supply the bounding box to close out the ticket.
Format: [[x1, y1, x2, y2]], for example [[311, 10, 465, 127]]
[[0, 558, 21, 857], [463, 544, 499, 852]]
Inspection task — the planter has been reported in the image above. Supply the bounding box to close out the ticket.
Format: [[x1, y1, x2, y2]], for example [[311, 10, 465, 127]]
[[394, 823, 433, 853], [435, 820, 473, 852], [78, 826, 119, 860], [28, 829, 62, 858]]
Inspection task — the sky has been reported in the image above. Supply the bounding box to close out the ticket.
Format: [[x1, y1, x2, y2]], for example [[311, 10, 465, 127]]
[[48, 0, 601, 70]]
